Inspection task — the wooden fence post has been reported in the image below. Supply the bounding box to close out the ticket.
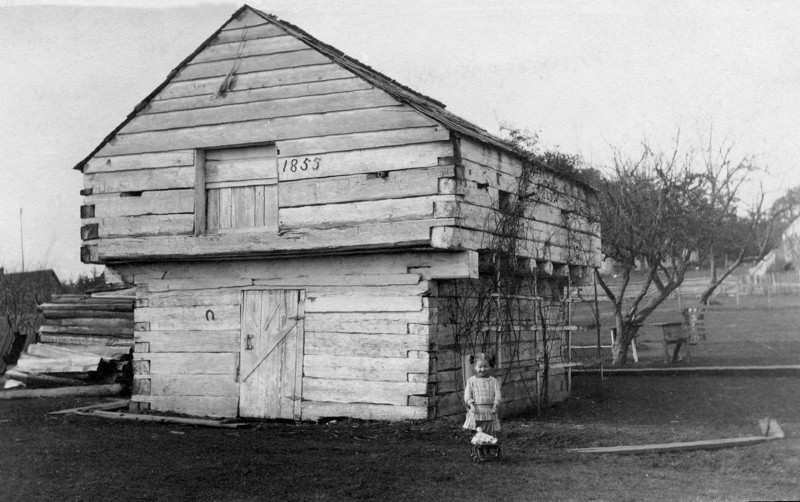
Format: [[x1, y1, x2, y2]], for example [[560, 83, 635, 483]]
[[735, 275, 740, 306]]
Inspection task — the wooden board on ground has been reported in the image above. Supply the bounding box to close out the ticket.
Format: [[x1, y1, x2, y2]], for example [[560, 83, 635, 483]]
[[76, 410, 248, 428], [48, 399, 130, 415], [569, 418, 784, 454]]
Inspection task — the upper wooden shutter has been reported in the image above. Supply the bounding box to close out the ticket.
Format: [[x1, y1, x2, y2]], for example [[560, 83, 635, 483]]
[[205, 145, 277, 232]]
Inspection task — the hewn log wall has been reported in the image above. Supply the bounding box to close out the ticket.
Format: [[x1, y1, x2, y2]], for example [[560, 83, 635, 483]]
[[432, 137, 601, 267], [124, 251, 476, 419], [431, 277, 570, 420], [80, 10, 458, 263]]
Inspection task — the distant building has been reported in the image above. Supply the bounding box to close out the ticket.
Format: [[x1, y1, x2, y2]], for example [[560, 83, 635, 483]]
[[0, 269, 61, 292], [782, 218, 800, 267]]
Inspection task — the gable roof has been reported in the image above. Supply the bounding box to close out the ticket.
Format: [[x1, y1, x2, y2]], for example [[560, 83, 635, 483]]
[[73, 4, 584, 188]]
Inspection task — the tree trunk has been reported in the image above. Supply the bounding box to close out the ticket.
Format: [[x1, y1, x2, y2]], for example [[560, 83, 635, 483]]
[[611, 318, 641, 366], [699, 252, 745, 305]]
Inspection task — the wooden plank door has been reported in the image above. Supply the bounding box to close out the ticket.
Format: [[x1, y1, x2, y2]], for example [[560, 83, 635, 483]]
[[239, 289, 305, 419]]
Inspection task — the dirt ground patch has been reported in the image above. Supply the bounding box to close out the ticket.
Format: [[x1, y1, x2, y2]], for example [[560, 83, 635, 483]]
[[2, 373, 799, 502]]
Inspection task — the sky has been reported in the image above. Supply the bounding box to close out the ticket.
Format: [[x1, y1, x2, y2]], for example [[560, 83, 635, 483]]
[[1, 0, 798, 280]]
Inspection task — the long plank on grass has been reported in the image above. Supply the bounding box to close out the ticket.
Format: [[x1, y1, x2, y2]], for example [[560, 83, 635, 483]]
[[570, 436, 779, 454], [77, 410, 247, 428], [49, 399, 130, 415]]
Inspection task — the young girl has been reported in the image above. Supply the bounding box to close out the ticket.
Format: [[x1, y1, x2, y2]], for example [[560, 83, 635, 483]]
[[462, 354, 501, 436]]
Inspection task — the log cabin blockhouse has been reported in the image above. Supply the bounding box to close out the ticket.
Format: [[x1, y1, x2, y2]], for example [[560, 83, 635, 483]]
[[75, 5, 601, 420]]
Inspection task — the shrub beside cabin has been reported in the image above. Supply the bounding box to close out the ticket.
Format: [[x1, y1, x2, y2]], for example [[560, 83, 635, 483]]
[[75, 6, 601, 420]]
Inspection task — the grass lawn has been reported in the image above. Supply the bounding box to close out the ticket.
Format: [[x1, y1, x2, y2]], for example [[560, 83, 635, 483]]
[[572, 294, 800, 367], [1, 293, 799, 501]]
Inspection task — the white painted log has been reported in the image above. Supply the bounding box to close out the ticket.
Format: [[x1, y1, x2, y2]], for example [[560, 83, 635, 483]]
[[304, 332, 429, 358], [279, 165, 454, 208], [302, 378, 426, 406], [147, 374, 239, 397], [304, 295, 422, 313], [306, 282, 430, 297], [173, 49, 331, 82], [135, 305, 241, 331], [99, 214, 195, 238], [251, 274, 423, 288], [145, 78, 372, 114], [153, 64, 355, 101], [94, 219, 447, 262], [133, 252, 440, 279], [431, 226, 594, 265], [83, 151, 195, 174], [303, 354, 429, 382], [277, 142, 451, 181], [85, 167, 194, 194], [87, 190, 195, 218], [97, 107, 436, 157], [135, 352, 235, 375], [279, 196, 449, 230], [126, 88, 399, 134], [143, 289, 242, 308], [277, 126, 450, 158], [192, 35, 309, 63], [305, 310, 430, 328], [408, 250, 478, 280], [136, 330, 239, 352], [133, 395, 238, 418]]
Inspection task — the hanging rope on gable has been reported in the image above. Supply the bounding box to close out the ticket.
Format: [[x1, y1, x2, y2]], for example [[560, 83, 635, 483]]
[[214, 27, 248, 99]]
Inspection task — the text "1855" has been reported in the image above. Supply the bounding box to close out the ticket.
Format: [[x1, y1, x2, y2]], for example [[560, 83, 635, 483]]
[[282, 157, 321, 173]]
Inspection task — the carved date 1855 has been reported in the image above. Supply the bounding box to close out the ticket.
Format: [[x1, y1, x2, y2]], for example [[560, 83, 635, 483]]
[[281, 157, 321, 173]]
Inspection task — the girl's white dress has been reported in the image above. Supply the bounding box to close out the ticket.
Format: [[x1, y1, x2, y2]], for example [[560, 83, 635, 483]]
[[462, 375, 501, 433]]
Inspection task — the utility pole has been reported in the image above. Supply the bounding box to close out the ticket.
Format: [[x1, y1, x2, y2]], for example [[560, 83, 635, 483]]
[[19, 208, 25, 272]]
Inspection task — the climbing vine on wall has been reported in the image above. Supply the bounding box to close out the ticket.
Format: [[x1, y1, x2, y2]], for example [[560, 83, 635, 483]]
[[440, 126, 599, 411]]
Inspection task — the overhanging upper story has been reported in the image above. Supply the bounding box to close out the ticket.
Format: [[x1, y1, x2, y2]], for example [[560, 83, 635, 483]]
[[76, 5, 601, 269]]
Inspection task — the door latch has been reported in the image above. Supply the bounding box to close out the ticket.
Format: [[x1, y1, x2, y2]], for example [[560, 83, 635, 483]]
[[246, 334, 254, 350]]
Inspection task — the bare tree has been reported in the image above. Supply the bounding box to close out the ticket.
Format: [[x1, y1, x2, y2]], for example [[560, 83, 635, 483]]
[[0, 269, 62, 336], [694, 135, 800, 304], [594, 140, 714, 365]]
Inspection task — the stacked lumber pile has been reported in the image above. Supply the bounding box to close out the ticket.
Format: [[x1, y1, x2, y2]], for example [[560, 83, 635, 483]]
[[2, 289, 134, 391], [38, 291, 135, 346]]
